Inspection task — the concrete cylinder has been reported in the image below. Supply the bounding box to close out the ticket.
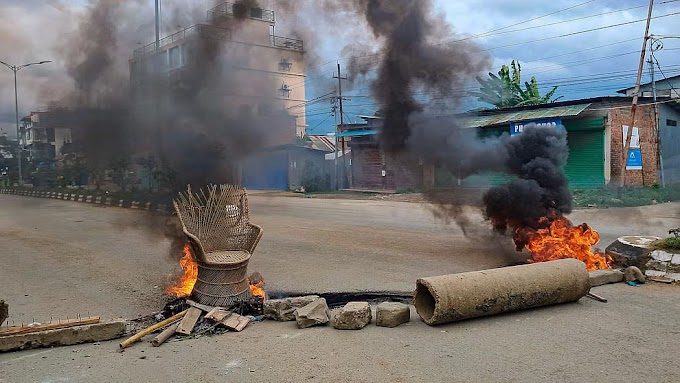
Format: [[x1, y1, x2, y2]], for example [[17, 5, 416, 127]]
[[414, 259, 590, 325]]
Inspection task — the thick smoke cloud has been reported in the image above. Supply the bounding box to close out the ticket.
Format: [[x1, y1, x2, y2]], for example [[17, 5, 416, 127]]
[[51, 0, 290, 193], [482, 125, 572, 246]]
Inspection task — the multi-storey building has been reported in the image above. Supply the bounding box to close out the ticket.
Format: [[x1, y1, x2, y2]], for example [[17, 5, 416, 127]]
[[21, 112, 72, 162], [129, 2, 306, 143]]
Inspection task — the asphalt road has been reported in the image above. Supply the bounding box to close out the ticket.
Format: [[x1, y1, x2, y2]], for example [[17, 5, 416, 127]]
[[0, 194, 679, 382]]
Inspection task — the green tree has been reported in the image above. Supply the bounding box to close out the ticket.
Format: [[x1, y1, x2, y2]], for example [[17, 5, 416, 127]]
[[470, 60, 562, 109]]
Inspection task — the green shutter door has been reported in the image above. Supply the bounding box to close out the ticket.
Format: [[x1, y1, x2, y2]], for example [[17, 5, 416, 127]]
[[563, 118, 605, 188]]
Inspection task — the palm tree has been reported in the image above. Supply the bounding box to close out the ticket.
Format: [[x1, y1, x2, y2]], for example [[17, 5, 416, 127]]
[[470, 60, 562, 109]]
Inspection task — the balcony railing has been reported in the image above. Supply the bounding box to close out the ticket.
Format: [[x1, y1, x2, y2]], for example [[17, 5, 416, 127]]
[[271, 35, 304, 51], [208, 2, 275, 23], [133, 24, 231, 58]]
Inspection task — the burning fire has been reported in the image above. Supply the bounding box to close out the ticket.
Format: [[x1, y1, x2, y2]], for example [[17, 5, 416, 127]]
[[166, 243, 198, 297], [248, 272, 266, 301], [515, 214, 612, 271]]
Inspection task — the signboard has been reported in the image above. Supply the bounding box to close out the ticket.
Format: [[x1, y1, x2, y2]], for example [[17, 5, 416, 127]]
[[510, 119, 562, 135], [621, 125, 642, 170]]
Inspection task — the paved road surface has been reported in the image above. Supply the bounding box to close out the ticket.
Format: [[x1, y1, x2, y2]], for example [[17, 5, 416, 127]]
[[0, 194, 678, 382]]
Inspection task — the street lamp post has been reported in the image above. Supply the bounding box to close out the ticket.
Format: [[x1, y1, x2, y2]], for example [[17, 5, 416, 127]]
[[0, 60, 52, 185]]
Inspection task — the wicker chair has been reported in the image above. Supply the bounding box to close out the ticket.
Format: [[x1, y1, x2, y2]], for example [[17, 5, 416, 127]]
[[173, 184, 263, 307]]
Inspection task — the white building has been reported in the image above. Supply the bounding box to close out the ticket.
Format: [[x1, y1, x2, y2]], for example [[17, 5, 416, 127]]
[[617, 74, 680, 99], [21, 112, 72, 161]]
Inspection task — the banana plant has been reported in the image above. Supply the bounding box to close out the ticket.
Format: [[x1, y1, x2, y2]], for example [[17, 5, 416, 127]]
[[470, 60, 561, 109]]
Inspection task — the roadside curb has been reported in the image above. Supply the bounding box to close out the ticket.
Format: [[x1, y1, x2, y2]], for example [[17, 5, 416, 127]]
[[0, 188, 172, 215]]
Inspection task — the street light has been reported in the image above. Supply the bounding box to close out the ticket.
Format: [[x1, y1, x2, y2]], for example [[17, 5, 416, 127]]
[[0, 60, 52, 185]]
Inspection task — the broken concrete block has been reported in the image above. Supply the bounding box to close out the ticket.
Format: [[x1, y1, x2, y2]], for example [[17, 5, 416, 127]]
[[624, 266, 646, 283], [645, 259, 669, 274], [375, 302, 410, 328], [671, 254, 680, 265], [294, 298, 329, 329], [588, 269, 624, 287], [332, 302, 372, 330], [667, 263, 680, 279], [650, 250, 673, 262], [264, 295, 320, 321], [0, 319, 126, 352], [646, 269, 667, 277]]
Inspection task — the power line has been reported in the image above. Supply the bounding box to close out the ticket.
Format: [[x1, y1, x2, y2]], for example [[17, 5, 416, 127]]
[[306, 113, 333, 133], [652, 53, 680, 97], [336, 5, 680, 69], [286, 2, 673, 91]]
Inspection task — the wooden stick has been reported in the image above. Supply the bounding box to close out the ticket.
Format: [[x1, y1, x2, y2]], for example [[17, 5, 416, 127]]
[[151, 323, 179, 347], [0, 317, 100, 337], [586, 292, 608, 303], [119, 309, 188, 349]]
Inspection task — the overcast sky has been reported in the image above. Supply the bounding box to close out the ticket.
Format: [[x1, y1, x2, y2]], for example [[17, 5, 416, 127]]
[[1, 0, 679, 136]]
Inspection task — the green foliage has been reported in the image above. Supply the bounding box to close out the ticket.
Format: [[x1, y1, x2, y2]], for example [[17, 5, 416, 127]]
[[572, 185, 680, 208], [109, 157, 138, 192], [470, 60, 562, 109], [664, 229, 680, 250]]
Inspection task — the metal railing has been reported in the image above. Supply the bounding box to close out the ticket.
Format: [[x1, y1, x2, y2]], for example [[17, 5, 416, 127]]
[[271, 35, 304, 51], [208, 2, 275, 22], [133, 24, 231, 58]]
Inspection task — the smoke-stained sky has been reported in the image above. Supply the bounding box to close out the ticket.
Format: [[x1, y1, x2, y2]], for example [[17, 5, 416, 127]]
[[1, 0, 679, 135]]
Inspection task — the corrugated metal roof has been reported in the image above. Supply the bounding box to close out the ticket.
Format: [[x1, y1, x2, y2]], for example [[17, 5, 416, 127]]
[[307, 135, 335, 152], [461, 103, 591, 128], [337, 129, 378, 137]]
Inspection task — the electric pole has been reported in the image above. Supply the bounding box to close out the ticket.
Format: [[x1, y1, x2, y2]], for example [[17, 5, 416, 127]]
[[0, 60, 52, 185], [620, 0, 654, 187], [155, 0, 160, 50], [649, 36, 665, 187], [334, 62, 348, 189]]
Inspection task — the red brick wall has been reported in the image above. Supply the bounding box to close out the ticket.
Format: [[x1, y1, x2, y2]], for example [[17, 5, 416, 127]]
[[608, 105, 658, 186]]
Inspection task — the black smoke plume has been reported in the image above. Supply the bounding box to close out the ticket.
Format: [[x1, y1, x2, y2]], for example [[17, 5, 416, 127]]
[[53, 0, 290, 194], [482, 125, 572, 249]]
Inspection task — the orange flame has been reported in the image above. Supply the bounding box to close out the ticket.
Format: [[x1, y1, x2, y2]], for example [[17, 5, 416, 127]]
[[248, 275, 266, 301], [166, 243, 198, 297], [516, 216, 612, 271]]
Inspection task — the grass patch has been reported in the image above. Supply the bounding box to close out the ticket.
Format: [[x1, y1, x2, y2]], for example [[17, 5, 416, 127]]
[[647, 229, 680, 252], [572, 185, 680, 208]]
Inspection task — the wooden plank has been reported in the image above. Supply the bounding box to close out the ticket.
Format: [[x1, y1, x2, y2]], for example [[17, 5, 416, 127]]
[[0, 317, 100, 337], [1, 320, 126, 352], [186, 299, 215, 313], [204, 308, 231, 323], [175, 307, 202, 335], [221, 313, 250, 332]]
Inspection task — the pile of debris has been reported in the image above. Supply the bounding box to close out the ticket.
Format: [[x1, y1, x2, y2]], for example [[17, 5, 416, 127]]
[[264, 295, 412, 330], [121, 296, 264, 350]]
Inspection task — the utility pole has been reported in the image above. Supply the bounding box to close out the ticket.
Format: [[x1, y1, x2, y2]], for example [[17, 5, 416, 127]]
[[649, 37, 665, 187], [155, 0, 161, 50], [333, 62, 348, 189], [620, 0, 654, 187]]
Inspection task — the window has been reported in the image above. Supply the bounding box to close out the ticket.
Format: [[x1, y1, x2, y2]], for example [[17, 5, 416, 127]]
[[250, 7, 263, 19], [279, 58, 292, 72], [169, 46, 181, 69], [667, 119, 678, 127]]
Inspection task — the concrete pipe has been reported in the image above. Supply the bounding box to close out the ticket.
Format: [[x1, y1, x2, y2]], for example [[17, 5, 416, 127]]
[[414, 259, 590, 325]]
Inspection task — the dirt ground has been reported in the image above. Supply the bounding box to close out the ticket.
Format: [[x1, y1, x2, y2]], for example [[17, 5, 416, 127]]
[[0, 194, 679, 382]]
